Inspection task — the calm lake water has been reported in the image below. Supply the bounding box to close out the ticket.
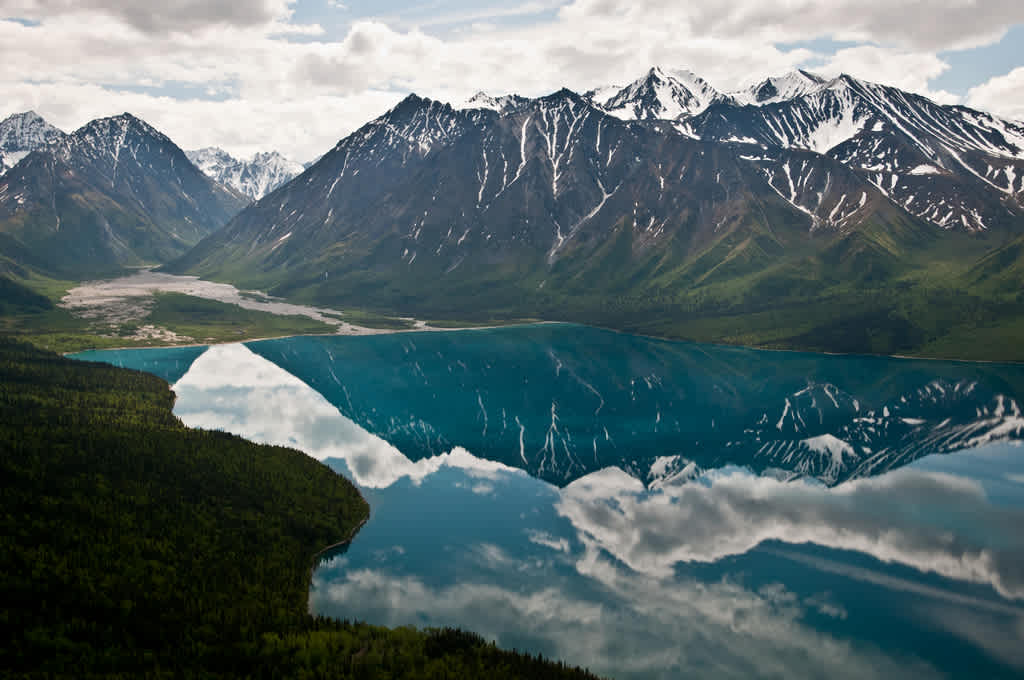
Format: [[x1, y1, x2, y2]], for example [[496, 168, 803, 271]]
[[73, 324, 1024, 679]]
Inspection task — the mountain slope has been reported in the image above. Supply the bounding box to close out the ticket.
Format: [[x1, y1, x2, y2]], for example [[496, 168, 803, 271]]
[[171, 90, 920, 314], [186, 147, 304, 201], [0, 111, 66, 174], [0, 113, 247, 277], [686, 74, 1024, 232]]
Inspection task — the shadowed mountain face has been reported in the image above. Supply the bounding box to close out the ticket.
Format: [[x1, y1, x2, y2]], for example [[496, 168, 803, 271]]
[[0, 113, 247, 277]]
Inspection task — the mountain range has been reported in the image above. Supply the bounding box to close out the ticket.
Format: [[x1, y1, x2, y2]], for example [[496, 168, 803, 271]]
[[4, 66, 1024, 358], [185, 147, 304, 201], [166, 67, 1024, 357]]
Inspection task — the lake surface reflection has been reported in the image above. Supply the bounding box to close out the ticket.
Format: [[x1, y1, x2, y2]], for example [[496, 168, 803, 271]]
[[73, 326, 1024, 679]]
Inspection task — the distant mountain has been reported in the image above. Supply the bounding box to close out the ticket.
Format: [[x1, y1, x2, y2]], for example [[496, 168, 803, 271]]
[[167, 68, 1024, 358], [586, 66, 727, 121], [729, 69, 828, 106], [0, 113, 247, 277], [0, 111, 66, 174], [456, 91, 531, 114], [186, 147, 304, 201]]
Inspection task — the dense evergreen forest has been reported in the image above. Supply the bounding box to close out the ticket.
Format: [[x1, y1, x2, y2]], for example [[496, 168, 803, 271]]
[[0, 337, 603, 679]]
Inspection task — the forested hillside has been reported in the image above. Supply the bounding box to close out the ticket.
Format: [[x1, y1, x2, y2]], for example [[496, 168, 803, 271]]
[[0, 338, 602, 679]]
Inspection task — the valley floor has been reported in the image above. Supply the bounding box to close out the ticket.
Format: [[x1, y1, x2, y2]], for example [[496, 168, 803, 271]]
[[4, 270, 532, 353], [7, 264, 1023, 363]]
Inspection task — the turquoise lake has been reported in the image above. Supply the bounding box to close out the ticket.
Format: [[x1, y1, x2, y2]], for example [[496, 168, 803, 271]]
[[73, 324, 1024, 679]]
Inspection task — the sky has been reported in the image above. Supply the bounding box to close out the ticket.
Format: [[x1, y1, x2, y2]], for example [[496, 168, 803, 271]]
[[1, 0, 1023, 163]]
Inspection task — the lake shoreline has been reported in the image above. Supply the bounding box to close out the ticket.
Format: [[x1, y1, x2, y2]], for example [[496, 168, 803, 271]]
[[307, 515, 371, 614], [64, 319, 1023, 366], [61, 322, 562, 356], [54, 271, 1022, 364], [583, 322, 1024, 366]]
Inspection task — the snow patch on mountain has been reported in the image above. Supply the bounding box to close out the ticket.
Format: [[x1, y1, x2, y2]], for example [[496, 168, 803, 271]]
[[800, 434, 856, 482], [803, 92, 867, 153]]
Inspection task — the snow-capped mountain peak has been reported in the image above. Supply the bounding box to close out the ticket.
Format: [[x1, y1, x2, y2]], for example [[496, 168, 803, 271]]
[[70, 113, 171, 158], [456, 91, 529, 114], [589, 66, 725, 121], [732, 69, 829, 106], [187, 146, 234, 169], [186, 147, 304, 201], [0, 110, 66, 173]]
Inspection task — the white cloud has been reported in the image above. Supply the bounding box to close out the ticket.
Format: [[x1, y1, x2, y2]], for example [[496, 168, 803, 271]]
[[968, 67, 1024, 122], [2, 0, 296, 34], [311, 566, 936, 679], [0, 0, 1019, 161], [560, 0, 1024, 52], [379, 0, 568, 30]]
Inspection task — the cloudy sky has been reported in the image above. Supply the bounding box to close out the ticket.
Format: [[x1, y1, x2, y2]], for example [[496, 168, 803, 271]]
[[2, 0, 1023, 162]]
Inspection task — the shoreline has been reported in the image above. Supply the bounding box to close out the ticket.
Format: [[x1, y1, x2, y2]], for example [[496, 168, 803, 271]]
[[63, 319, 1023, 365], [62, 321, 556, 356], [306, 515, 370, 614], [52, 270, 1021, 365], [554, 322, 1024, 366]]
